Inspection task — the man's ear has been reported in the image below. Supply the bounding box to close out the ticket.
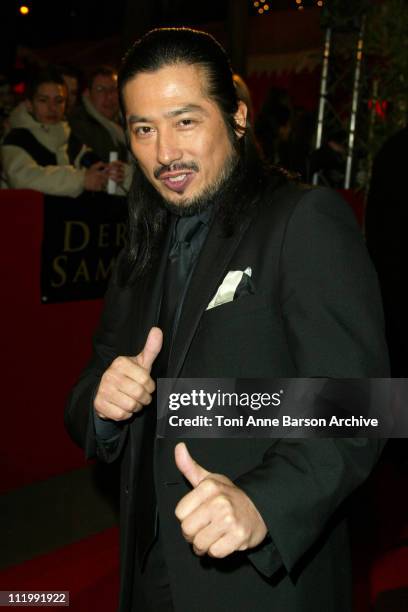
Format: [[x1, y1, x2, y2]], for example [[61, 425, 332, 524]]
[[234, 100, 248, 139]]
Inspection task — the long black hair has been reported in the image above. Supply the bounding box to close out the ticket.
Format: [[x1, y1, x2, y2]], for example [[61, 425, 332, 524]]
[[118, 28, 285, 282]]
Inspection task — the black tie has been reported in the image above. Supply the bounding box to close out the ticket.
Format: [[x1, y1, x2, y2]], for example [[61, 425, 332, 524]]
[[156, 215, 204, 375]]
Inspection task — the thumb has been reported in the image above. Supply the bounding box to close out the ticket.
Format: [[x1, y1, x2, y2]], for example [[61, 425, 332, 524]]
[[136, 327, 163, 372], [175, 442, 210, 488]]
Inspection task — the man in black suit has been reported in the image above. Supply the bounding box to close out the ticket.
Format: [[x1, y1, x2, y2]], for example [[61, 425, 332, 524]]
[[69, 66, 128, 163], [65, 29, 389, 612]]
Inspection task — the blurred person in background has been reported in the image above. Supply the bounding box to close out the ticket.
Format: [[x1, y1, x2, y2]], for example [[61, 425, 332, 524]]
[[307, 128, 347, 188], [70, 67, 127, 151], [58, 64, 81, 117], [255, 86, 295, 169], [290, 107, 315, 180], [0, 66, 115, 196], [69, 65, 131, 191]]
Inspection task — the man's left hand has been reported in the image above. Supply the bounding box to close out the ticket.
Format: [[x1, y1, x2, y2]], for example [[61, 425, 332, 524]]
[[175, 442, 268, 558]]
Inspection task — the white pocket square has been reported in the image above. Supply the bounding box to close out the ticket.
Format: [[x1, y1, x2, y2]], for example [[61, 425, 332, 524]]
[[206, 267, 252, 310]]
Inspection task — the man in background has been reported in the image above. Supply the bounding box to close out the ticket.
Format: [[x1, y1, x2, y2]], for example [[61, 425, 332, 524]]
[[69, 65, 131, 192], [70, 67, 128, 158]]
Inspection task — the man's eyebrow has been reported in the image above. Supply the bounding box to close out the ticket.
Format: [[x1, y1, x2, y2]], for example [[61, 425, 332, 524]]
[[165, 104, 208, 118], [128, 104, 208, 124]]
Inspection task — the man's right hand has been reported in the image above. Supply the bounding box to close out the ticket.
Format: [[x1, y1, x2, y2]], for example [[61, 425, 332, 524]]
[[84, 162, 108, 192], [94, 327, 163, 421]]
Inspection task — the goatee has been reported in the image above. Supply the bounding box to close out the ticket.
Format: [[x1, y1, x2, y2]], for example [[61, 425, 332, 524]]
[[146, 150, 240, 218]]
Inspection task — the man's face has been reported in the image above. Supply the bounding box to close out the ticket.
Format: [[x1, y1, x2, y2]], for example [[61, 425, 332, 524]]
[[123, 64, 246, 209], [88, 73, 119, 120], [26, 82, 66, 124]]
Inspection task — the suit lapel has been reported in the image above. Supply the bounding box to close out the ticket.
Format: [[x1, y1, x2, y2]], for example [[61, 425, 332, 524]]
[[168, 212, 254, 377]]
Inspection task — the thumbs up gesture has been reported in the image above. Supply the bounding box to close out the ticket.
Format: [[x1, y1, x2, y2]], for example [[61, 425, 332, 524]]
[[94, 327, 162, 421], [175, 443, 268, 558]]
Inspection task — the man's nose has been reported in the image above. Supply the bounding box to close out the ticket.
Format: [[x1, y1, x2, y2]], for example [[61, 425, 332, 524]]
[[156, 130, 182, 167]]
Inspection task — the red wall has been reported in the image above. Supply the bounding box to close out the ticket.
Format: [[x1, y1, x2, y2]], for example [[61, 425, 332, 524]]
[[0, 190, 104, 493]]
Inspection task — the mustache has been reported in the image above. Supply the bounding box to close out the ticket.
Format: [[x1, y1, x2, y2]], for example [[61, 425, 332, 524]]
[[153, 162, 199, 179]]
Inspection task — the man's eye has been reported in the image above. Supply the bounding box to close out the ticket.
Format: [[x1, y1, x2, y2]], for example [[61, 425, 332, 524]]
[[178, 119, 195, 128], [135, 126, 153, 137]]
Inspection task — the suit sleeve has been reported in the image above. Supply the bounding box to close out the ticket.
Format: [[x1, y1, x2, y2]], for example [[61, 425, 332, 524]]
[[64, 253, 133, 463], [235, 187, 390, 577]]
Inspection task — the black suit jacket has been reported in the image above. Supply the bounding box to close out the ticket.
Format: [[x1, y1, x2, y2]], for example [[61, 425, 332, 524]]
[[65, 181, 389, 612]]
